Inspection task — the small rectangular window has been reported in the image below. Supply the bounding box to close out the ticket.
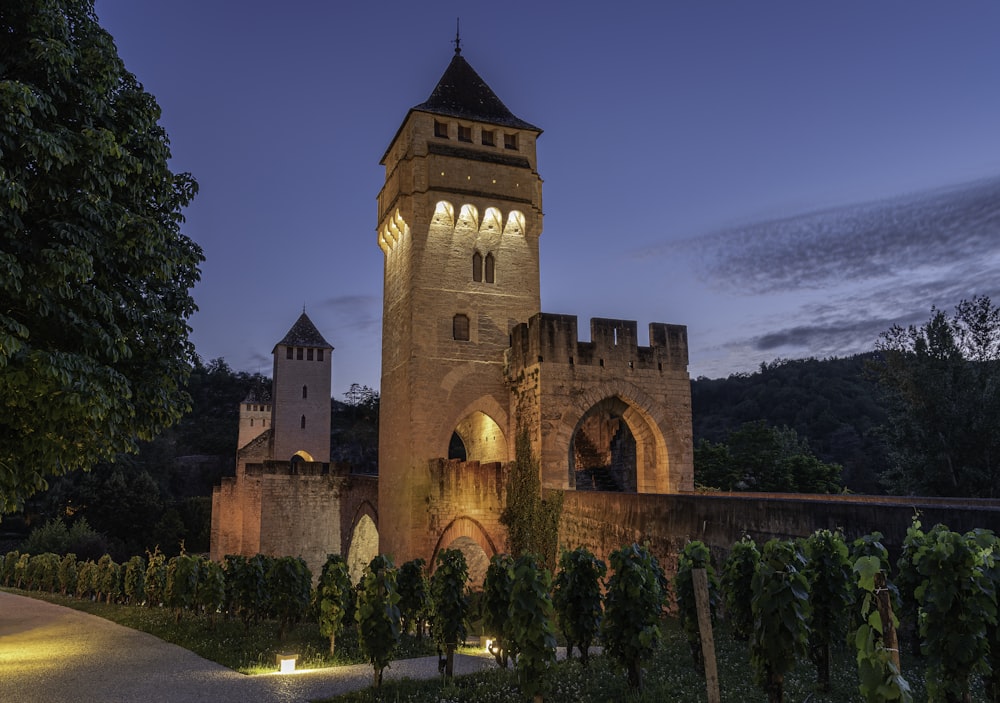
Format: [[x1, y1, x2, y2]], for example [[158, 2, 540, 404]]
[[434, 120, 448, 138], [307, 348, 314, 361], [504, 132, 518, 150], [481, 130, 495, 147], [286, 346, 293, 360], [458, 125, 472, 142], [296, 347, 303, 360], [453, 314, 470, 341], [317, 349, 324, 361]]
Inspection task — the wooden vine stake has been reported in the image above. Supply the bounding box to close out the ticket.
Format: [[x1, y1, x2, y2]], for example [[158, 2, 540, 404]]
[[693, 567, 722, 703], [874, 571, 901, 674]]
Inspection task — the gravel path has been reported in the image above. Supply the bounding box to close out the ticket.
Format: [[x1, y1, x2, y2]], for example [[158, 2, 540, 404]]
[[0, 591, 496, 702]]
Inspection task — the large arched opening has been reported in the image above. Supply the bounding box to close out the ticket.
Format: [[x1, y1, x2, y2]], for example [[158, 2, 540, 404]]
[[347, 512, 379, 584], [448, 410, 507, 463], [569, 396, 664, 492]]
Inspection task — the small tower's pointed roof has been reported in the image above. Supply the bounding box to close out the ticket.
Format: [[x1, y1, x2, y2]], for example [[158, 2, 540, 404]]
[[413, 51, 540, 132], [274, 312, 333, 351]]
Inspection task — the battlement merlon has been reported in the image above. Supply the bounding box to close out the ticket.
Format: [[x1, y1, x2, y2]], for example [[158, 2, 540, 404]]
[[507, 313, 688, 374]]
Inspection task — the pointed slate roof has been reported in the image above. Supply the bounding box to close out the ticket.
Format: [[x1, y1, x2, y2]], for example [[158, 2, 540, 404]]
[[413, 51, 540, 131], [274, 312, 333, 351]]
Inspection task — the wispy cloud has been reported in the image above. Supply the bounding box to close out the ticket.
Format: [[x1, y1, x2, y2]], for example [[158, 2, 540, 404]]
[[669, 175, 1000, 295]]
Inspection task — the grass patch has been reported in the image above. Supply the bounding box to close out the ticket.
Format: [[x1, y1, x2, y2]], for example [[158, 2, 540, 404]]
[[319, 618, 988, 702], [9, 589, 434, 673]]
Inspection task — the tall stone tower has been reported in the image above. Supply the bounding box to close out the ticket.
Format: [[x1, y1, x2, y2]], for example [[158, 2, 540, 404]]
[[377, 46, 544, 562], [271, 312, 333, 463]]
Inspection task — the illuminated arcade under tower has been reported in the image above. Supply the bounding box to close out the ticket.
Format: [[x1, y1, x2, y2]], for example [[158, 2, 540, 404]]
[[377, 46, 544, 562]]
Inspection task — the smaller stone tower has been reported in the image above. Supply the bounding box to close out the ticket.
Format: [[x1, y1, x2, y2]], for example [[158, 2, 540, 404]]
[[270, 312, 333, 463]]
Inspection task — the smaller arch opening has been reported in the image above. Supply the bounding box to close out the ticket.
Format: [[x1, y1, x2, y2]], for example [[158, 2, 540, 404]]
[[472, 252, 483, 282]]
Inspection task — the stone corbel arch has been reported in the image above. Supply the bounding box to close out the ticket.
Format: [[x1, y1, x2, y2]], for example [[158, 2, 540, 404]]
[[430, 515, 501, 572]]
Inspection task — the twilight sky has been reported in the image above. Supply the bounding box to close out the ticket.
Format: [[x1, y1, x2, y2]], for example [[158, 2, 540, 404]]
[[93, 1, 1000, 398]]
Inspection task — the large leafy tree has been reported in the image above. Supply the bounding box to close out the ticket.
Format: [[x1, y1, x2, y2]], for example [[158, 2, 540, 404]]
[[695, 420, 842, 493], [873, 296, 1000, 496], [0, 0, 203, 513]]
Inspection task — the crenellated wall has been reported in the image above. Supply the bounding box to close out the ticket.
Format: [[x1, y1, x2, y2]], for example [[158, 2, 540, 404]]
[[506, 313, 694, 495]]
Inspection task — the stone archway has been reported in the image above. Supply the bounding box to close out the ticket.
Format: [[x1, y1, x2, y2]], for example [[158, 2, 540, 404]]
[[570, 397, 637, 491], [566, 392, 670, 493], [449, 410, 507, 463], [347, 513, 379, 584], [431, 516, 500, 589]]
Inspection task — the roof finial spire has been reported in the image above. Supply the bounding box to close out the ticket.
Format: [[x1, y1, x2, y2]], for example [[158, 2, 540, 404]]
[[453, 17, 462, 55]]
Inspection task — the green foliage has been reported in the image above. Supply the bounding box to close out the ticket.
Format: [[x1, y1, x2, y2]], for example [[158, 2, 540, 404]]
[[122, 555, 144, 604], [508, 553, 557, 700], [692, 354, 890, 493], [501, 429, 563, 570], [751, 538, 811, 703], [21, 518, 71, 554], [673, 540, 720, 670], [853, 555, 912, 703], [266, 556, 312, 639], [873, 296, 1000, 496], [552, 546, 606, 666], [396, 557, 429, 638], [75, 559, 96, 599], [0, 0, 203, 513], [165, 553, 199, 621], [1, 550, 18, 586], [317, 554, 354, 655], [721, 535, 759, 641], [356, 554, 401, 688], [195, 557, 225, 624], [95, 553, 120, 604], [224, 554, 267, 628], [28, 552, 60, 592], [144, 546, 167, 607], [910, 524, 996, 702], [602, 543, 669, 691], [58, 552, 78, 595], [695, 420, 843, 493], [802, 529, 852, 690], [430, 548, 469, 677], [482, 553, 517, 668]]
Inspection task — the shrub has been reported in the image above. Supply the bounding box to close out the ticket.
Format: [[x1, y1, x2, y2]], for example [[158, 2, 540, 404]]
[[602, 543, 668, 691], [430, 548, 469, 678], [552, 546, 606, 666], [720, 535, 759, 641]]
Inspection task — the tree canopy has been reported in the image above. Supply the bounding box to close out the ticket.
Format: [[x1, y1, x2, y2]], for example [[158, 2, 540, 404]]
[[872, 296, 1000, 496], [0, 0, 202, 512]]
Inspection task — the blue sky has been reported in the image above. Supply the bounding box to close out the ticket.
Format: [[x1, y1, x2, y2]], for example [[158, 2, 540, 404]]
[[93, 1, 1000, 398]]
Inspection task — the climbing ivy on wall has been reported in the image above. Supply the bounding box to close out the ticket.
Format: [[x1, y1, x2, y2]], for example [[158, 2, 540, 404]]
[[500, 429, 563, 571]]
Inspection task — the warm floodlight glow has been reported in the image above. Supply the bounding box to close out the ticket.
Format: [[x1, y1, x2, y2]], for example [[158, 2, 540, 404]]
[[484, 637, 494, 652], [277, 653, 298, 673], [504, 210, 525, 235]]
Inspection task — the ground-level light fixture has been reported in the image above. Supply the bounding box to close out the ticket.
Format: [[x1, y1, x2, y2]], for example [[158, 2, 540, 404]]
[[276, 653, 298, 673]]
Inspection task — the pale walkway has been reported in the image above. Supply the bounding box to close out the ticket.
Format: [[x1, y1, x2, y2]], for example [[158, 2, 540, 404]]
[[0, 591, 496, 702]]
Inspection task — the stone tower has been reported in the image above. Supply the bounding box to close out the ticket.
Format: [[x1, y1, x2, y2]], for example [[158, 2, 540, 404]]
[[271, 312, 333, 463], [377, 47, 544, 562]]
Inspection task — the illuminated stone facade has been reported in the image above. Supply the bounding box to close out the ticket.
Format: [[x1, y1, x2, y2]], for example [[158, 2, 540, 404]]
[[376, 49, 694, 567]]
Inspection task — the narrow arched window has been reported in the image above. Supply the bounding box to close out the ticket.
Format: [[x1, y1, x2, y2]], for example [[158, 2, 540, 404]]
[[485, 253, 495, 283], [453, 314, 470, 341], [300, 415, 306, 429], [302, 385, 308, 399], [250, 418, 254, 427], [472, 252, 483, 282]]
